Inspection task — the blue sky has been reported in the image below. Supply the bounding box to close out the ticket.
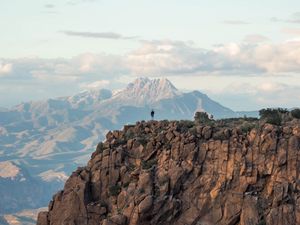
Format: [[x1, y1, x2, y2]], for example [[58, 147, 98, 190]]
[[1, 0, 300, 110]]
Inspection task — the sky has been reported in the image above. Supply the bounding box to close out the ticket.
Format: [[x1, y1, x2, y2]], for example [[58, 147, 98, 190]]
[[1, 0, 300, 110]]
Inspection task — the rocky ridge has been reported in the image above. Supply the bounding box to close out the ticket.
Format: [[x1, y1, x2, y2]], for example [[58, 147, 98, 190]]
[[37, 119, 300, 225]]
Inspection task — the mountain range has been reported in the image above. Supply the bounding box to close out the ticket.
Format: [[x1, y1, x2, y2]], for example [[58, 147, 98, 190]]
[[0, 78, 258, 217]]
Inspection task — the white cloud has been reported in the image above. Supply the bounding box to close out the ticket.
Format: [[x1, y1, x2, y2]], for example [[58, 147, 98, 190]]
[[258, 82, 285, 92], [282, 28, 300, 36], [211, 81, 300, 110], [61, 31, 137, 40], [125, 40, 203, 75], [44, 4, 55, 8], [0, 54, 126, 82], [75, 53, 126, 75], [2, 39, 300, 81], [80, 80, 110, 89], [243, 34, 270, 44], [0, 62, 12, 76], [2, 38, 300, 81], [287, 12, 300, 23], [126, 39, 300, 75], [214, 43, 241, 56], [225, 82, 288, 95], [223, 20, 250, 25], [271, 12, 300, 24]]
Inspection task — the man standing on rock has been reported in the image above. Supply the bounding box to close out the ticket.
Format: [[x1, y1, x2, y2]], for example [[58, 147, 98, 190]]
[[151, 109, 155, 120]]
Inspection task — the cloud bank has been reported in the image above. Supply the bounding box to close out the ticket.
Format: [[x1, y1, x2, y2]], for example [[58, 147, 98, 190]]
[[0, 62, 12, 76], [61, 31, 137, 40], [125, 39, 300, 75], [271, 12, 300, 24], [212, 81, 300, 110], [1, 38, 300, 108], [223, 20, 250, 25], [3, 39, 300, 80]]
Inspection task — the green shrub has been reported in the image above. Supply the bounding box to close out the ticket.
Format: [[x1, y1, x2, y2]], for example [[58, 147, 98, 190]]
[[240, 122, 256, 133], [123, 181, 130, 188], [124, 129, 135, 139], [177, 120, 195, 132], [265, 115, 281, 126], [180, 120, 194, 128], [138, 188, 145, 194], [141, 159, 157, 170], [158, 176, 169, 185], [291, 108, 300, 119], [99, 200, 108, 208], [212, 129, 227, 140], [96, 142, 104, 153], [137, 137, 148, 147], [259, 108, 282, 125], [277, 108, 289, 114], [194, 111, 212, 124], [258, 219, 266, 225], [189, 127, 197, 136], [109, 184, 121, 196], [127, 163, 136, 172], [165, 142, 172, 149]]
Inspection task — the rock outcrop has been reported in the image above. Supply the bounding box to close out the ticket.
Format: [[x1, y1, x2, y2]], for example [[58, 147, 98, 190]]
[[37, 119, 300, 225]]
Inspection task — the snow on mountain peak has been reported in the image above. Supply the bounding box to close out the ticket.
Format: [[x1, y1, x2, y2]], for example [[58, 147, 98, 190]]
[[67, 88, 112, 107], [127, 77, 177, 90], [117, 77, 181, 105]]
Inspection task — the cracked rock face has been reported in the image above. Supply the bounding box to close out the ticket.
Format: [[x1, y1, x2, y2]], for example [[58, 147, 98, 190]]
[[37, 120, 300, 225]]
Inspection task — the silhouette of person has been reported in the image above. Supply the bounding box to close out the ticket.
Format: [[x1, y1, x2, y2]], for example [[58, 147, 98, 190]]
[[151, 110, 155, 120]]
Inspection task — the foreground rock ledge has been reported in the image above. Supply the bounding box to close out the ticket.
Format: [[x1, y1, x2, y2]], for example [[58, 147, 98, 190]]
[[37, 120, 300, 225]]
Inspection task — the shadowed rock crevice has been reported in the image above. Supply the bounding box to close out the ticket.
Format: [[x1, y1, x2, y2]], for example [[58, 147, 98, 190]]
[[37, 119, 300, 225]]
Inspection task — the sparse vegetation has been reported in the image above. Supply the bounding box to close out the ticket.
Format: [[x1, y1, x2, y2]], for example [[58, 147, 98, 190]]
[[96, 142, 104, 153], [109, 184, 121, 196], [158, 176, 169, 186], [136, 137, 148, 147], [127, 163, 136, 172], [166, 142, 172, 149], [117, 208, 122, 214], [194, 111, 213, 125], [124, 129, 135, 139], [259, 108, 286, 125], [214, 117, 258, 129], [141, 159, 157, 170], [258, 219, 266, 225], [177, 120, 195, 132], [99, 200, 108, 208], [212, 130, 228, 140], [188, 127, 197, 136], [291, 108, 300, 119], [240, 121, 256, 133], [138, 188, 145, 194], [123, 181, 130, 188]]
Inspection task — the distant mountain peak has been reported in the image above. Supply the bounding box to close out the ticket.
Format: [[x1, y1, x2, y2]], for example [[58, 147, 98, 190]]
[[127, 77, 177, 90], [118, 77, 181, 105], [66, 88, 112, 108]]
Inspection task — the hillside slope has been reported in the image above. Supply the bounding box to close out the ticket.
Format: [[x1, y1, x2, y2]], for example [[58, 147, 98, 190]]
[[0, 161, 59, 214], [37, 119, 300, 225], [0, 78, 239, 214]]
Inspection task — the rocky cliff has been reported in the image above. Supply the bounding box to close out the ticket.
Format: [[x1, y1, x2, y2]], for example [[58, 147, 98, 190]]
[[37, 119, 300, 225]]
